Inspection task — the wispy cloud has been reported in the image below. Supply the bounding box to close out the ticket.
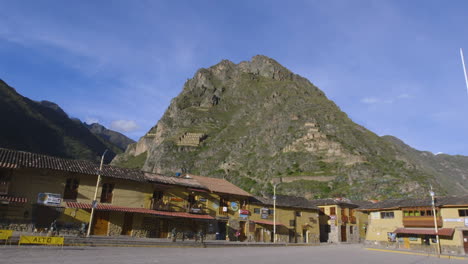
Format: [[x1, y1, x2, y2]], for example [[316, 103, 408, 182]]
[[110, 120, 139, 133]]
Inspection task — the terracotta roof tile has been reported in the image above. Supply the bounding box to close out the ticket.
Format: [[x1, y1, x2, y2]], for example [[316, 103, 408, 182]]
[[0, 148, 146, 182], [188, 174, 252, 197], [250, 195, 319, 210]]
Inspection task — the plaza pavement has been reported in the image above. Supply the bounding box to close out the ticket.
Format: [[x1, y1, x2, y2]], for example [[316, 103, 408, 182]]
[[0, 244, 465, 264]]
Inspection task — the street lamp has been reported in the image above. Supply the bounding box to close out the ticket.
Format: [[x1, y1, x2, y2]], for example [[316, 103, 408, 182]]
[[273, 183, 280, 243], [429, 186, 441, 257], [86, 149, 108, 237]]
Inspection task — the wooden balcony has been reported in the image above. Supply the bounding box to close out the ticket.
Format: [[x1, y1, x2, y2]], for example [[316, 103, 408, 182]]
[[403, 216, 442, 228], [218, 206, 229, 216]]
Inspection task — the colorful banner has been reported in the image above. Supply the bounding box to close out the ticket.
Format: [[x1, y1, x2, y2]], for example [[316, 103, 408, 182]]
[[0, 230, 13, 240], [19, 235, 64, 246]]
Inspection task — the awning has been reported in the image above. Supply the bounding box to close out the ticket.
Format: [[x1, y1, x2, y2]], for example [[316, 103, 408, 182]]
[[250, 219, 285, 226], [0, 195, 28, 203], [66, 202, 214, 220], [393, 228, 454, 236], [187, 188, 208, 193]]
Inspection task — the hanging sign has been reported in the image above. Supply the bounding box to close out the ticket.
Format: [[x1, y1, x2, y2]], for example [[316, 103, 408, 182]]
[[239, 209, 250, 215], [261, 208, 269, 219], [37, 193, 61, 206], [230, 202, 239, 211]]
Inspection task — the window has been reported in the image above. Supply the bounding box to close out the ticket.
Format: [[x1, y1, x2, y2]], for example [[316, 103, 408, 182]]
[[0, 169, 11, 195], [329, 207, 336, 215], [380, 212, 395, 219], [295, 211, 302, 217], [188, 194, 196, 208], [100, 183, 114, 203], [403, 209, 438, 217], [459, 209, 468, 217], [268, 209, 275, 215], [254, 208, 260, 214], [63, 178, 79, 200], [152, 191, 163, 202], [289, 220, 296, 226]]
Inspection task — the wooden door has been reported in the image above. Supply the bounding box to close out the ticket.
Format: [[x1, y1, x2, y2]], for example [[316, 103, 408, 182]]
[[341, 225, 347, 242], [239, 221, 247, 241], [158, 219, 169, 238], [463, 231, 468, 254], [403, 237, 410, 249], [255, 228, 262, 242], [121, 213, 133, 236], [93, 211, 109, 236]]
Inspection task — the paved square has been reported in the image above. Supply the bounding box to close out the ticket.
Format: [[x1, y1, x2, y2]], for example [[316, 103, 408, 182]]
[[0, 244, 465, 264]]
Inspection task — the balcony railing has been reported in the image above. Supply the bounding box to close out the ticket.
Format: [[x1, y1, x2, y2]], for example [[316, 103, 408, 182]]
[[218, 206, 229, 216], [403, 216, 442, 228]]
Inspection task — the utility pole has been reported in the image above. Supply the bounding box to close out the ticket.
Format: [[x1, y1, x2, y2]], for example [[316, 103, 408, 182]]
[[273, 182, 281, 243], [460, 48, 468, 94], [429, 186, 441, 257], [86, 149, 108, 237]]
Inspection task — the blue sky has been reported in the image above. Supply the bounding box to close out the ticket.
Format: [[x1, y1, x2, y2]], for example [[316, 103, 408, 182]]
[[1, 1, 468, 155]]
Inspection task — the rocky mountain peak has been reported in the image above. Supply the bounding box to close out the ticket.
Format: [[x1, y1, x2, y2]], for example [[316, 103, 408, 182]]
[[113, 55, 468, 199]]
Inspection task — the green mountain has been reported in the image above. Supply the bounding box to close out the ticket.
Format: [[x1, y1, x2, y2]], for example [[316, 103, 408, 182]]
[[0, 79, 132, 163], [112, 55, 468, 199], [84, 122, 135, 152]]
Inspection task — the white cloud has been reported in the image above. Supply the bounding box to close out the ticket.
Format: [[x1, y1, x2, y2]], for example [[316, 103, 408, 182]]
[[110, 120, 139, 132], [361, 97, 380, 104]]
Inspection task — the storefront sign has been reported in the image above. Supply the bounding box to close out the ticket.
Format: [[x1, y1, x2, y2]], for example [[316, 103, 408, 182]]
[[222, 206, 228, 212], [370, 212, 380, 220], [330, 215, 336, 220], [0, 230, 13, 240], [37, 193, 61, 206], [239, 214, 248, 220], [230, 202, 239, 211], [465, 218, 468, 227], [19, 235, 64, 246], [198, 197, 207, 202], [443, 218, 463, 222], [261, 208, 269, 219], [239, 209, 250, 215]]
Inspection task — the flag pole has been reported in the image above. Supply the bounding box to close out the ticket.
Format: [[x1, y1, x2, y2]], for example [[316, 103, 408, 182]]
[[460, 48, 468, 95]]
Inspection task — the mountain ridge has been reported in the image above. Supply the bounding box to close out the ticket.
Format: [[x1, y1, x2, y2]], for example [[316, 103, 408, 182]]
[[0, 79, 133, 163]]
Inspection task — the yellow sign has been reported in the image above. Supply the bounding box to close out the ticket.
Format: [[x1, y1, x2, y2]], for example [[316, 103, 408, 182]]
[[19, 235, 64, 246], [0, 230, 13, 240]]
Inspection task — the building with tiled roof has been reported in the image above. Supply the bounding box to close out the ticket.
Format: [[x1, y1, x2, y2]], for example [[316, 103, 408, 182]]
[[360, 195, 468, 255], [188, 174, 252, 197]]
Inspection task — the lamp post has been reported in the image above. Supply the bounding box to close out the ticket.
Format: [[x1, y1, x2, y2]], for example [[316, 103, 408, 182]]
[[86, 149, 108, 237], [273, 183, 280, 243], [430, 187, 441, 257]]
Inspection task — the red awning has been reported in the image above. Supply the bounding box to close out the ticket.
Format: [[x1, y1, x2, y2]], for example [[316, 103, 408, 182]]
[[66, 202, 214, 220], [0, 195, 28, 203], [251, 219, 285, 226], [393, 228, 454, 236]]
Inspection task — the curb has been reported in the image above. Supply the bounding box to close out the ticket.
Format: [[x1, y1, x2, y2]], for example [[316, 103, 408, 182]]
[[365, 248, 466, 260]]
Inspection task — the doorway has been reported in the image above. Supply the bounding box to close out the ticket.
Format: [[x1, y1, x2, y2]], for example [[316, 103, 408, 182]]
[[463, 231, 468, 254], [121, 213, 133, 236], [303, 229, 309, 243], [93, 211, 109, 236], [341, 225, 347, 242], [217, 221, 227, 240]]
